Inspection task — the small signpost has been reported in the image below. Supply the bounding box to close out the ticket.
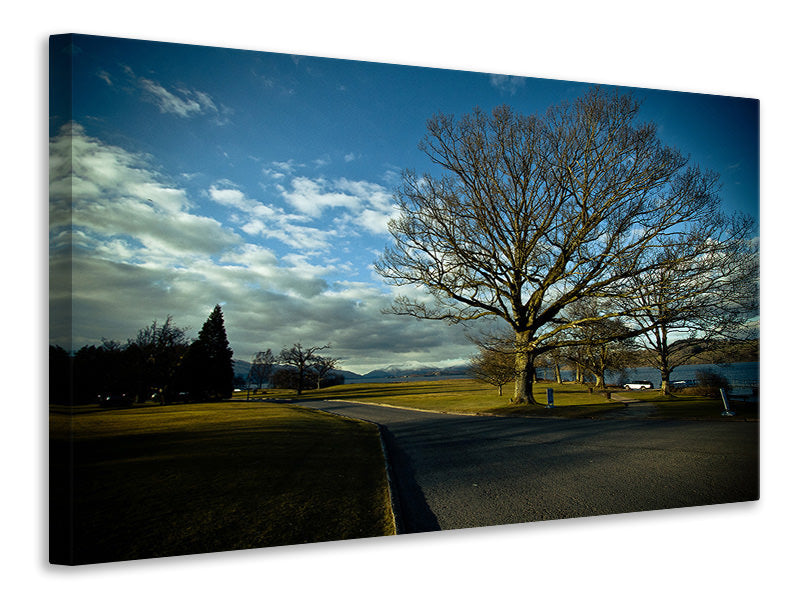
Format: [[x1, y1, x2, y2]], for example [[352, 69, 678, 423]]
[[720, 388, 735, 417], [546, 388, 554, 409]]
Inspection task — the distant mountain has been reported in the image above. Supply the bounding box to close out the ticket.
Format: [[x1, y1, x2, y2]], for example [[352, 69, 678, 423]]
[[332, 369, 364, 380], [233, 360, 363, 382], [361, 369, 392, 379], [233, 359, 469, 381], [233, 359, 251, 380], [361, 363, 470, 379]]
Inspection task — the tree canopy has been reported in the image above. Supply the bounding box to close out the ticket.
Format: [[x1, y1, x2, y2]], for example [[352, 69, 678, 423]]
[[377, 88, 752, 403], [278, 343, 331, 395]]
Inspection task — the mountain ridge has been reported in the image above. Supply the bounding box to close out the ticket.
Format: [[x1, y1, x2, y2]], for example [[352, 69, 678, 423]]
[[233, 358, 470, 380]]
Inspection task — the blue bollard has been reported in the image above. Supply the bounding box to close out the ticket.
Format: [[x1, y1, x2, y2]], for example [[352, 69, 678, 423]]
[[720, 388, 735, 417], [546, 387, 554, 409]]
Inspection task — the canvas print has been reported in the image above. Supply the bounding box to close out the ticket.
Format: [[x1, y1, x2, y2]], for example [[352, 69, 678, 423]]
[[49, 34, 759, 565]]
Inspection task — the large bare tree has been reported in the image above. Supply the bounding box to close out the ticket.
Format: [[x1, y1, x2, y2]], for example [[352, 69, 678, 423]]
[[278, 343, 330, 395], [377, 88, 725, 403]]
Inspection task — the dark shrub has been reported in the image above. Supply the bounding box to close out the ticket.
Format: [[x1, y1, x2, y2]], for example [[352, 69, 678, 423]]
[[687, 369, 731, 397]]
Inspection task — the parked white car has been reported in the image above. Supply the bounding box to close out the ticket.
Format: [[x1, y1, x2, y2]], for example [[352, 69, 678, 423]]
[[669, 379, 697, 390], [624, 380, 654, 390]]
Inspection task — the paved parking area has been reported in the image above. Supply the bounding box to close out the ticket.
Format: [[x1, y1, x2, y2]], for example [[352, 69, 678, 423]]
[[296, 399, 760, 533]]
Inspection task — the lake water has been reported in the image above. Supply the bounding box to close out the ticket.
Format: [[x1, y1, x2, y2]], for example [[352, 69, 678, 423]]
[[544, 361, 759, 397]]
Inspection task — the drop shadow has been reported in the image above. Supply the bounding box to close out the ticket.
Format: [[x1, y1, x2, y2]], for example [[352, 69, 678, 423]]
[[379, 428, 441, 534]]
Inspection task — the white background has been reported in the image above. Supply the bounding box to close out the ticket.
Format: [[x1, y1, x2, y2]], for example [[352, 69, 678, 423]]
[[4, 1, 796, 598]]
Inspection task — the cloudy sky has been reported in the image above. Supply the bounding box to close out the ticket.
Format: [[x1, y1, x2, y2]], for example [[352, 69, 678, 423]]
[[49, 34, 759, 374]]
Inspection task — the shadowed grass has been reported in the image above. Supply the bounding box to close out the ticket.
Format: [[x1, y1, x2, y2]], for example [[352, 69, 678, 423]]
[[635, 391, 759, 420], [607, 388, 759, 420], [50, 402, 395, 565]]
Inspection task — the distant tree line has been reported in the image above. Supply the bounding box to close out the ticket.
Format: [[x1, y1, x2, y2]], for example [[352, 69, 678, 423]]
[[49, 305, 234, 406], [469, 314, 758, 396], [246, 343, 342, 396]]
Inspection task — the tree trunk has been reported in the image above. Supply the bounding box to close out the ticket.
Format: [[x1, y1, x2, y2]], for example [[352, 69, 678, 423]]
[[296, 366, 304, 395], [512, 331, 535, 404], [659, 366, 673, 395], [656, 328, 672, 395], [555, 362, 562, 384], [594, 371, 606, 389]]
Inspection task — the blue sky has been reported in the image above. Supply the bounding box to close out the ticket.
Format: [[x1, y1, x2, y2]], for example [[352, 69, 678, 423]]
[[49, 34, 759, 374]]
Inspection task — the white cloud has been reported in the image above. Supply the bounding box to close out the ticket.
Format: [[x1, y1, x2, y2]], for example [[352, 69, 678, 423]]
[[140, 78, 209, 117], [49, 124, 474, 373], [263, 221, 335, 251], [280, 176, 362, 217], [381, 166, 402, 185], [276, 175, 399, 234], [209, 185, 267, 215], [132, 72, 230, 124], [208, 182, 334, 250], [489, 74, 526, 95], [313, 155, 331, 168], [358, 208, 395, 234], [271, 159, 304, 174], [263, 168, 286, 180], [97, 70, 113, 86], [50, 123, 239, 262]]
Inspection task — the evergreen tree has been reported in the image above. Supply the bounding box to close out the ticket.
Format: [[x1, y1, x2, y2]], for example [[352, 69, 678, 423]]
[[190, 304, 234, 400]]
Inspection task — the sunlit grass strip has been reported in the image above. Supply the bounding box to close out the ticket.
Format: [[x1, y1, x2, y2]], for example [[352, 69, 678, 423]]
[[236, 380, 757, 420], [249, 379, 626, 417], [50, 403, 395, 565]]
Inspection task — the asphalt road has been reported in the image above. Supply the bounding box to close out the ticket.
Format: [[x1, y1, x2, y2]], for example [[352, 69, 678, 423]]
[[294, 400, 759, 534]]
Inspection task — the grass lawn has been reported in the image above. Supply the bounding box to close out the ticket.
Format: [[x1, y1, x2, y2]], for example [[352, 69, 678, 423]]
[[241, 379, 628, 418], [241, 380, 760, 421], [50, 402, 395, 565]]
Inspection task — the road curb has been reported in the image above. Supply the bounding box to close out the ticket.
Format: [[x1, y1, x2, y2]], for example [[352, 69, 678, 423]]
[[375, 424, 404, 535]]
